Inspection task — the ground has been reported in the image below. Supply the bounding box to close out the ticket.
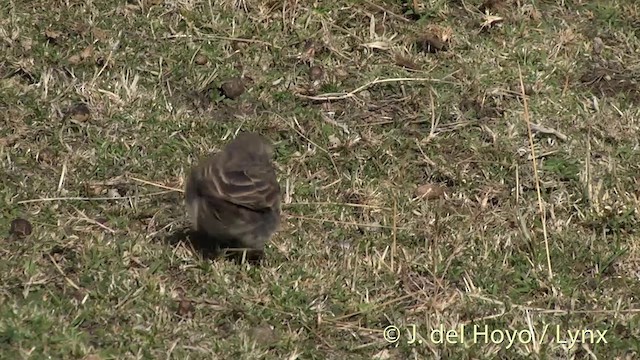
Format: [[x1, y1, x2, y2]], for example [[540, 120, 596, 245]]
[[1, 0, 640, 359]]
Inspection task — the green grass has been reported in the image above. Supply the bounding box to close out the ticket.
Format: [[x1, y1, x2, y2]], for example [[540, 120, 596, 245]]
[[2, 0, 640, 358]]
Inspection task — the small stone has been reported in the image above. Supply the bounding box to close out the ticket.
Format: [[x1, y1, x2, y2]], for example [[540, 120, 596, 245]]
[[327, 134, 341, 148], [107, 188, 122, 198], [593, 37, 604, 55]]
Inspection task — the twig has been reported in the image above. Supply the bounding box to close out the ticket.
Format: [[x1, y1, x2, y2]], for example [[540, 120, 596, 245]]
[[48, 254, 81, 291], [129, 176, 184, 193], [91, 30, 120, 84], [279, 114, 341, 178], [320, 112, 350, 134], [328, 293, 415, 322], [414, 140, 437, 167], [163, 34, 279, 49], [530, 123, 568, 141], [391, 195, 397, 272], [364, 0, 411, 22], [57, 160, 67, 194], [427, 88, 439, 140], [468, 293, 640, 314], [72, 206, 116, 234], [295, 75, 458, 102], [283, 201, 392, 210]]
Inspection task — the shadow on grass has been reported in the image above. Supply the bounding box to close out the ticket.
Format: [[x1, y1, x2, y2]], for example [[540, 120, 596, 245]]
[[162, 227, 265, 265]]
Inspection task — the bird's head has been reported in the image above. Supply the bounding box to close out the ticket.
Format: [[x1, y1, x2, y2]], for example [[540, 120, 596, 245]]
[[223, 132, 274, 166]]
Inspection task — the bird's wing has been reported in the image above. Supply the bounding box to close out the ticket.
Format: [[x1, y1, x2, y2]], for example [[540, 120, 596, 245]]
[[197, 157, 280, 212]]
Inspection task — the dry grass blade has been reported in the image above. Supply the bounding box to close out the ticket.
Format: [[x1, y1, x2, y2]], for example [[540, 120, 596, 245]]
[[283, 201, 392, 211], [295, 75, 459, 101], [285, 214, 418, 232], [530, 123, 568, 141], [129, 176, 184, 193], [281, 114, 341, 178], [327, 293, 416, 322], [48, 254, 81, 291], [163, 34, 280, 48], [518, 64, 553, 280], [17, 190, 175, 204]]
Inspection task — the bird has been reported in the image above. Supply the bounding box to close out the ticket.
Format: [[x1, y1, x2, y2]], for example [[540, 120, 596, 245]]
[[185, 132, 281, 258]]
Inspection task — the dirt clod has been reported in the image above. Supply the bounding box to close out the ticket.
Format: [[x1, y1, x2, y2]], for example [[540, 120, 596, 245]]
[[248, 324, 279, 347], [416, 34, 448, 53], [177, 299, 194, 317], [394, 55, 421, 70], [414, 183, 446, 200], [479, 0, 505, 13], [309, 65, 324, 81], [66, 103, 91, 123], [195, 54, 208, 65], [10, 218, 33, 238], [580, 64, 640, 104], [220, 77, 245, 99]]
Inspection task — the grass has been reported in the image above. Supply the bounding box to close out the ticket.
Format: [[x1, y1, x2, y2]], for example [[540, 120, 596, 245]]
[[2, 0, 640, 358]]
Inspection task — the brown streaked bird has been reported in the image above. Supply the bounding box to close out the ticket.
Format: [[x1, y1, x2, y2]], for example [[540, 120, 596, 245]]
[[185, 132, 281, 255]]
